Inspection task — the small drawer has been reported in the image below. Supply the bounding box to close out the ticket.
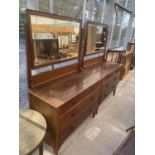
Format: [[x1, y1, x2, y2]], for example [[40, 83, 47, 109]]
[[114, 68, 120, 74], [59, 102, 95, 145], [60, 88, 99, 129], [102, 72, 114, 82], [100, 78, 114, 93], [59, 82, 100, 115], [100, 85, 115, 103]]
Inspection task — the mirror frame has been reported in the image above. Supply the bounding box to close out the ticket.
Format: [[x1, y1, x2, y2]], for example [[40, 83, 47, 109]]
[[83, 21, 109, 57], [26, 9, 82, 69]]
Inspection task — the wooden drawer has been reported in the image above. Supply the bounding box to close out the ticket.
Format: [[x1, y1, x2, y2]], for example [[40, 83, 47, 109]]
[[99, 74, 119, 104], [100, 68, 120, 86], [59, 82, 100, 115], [100, 85, 114, 103], [113, 68, 120, 75], [60, 88, 99, 129], [59, 101, 95, 145], [101, 78, 114, 93], [102, 71, 114, 82]]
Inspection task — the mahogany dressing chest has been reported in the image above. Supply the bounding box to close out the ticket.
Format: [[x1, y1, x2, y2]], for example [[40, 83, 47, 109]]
[[25, 9, 122, 155]]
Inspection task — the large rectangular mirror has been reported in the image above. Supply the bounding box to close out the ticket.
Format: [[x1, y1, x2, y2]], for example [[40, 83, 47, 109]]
[[84, 22, 108, 55], [27, 10, 81, 68]]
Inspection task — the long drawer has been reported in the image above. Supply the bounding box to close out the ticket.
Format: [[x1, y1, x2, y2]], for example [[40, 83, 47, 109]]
[[59, 82, 100, 115], [59, 101, 96, 145], [60, 88, 99, 130]]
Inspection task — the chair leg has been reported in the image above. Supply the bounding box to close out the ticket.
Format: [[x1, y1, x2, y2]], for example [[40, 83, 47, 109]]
[[39, 143, 43, 155]]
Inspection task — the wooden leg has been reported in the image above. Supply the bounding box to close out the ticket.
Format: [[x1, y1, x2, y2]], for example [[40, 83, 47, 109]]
[[92, 112, 95, 117], [39, 143, 43, 155], [54, 148, 59, 155], [113, 88, 116, 96], [95, 106, 99, 115]]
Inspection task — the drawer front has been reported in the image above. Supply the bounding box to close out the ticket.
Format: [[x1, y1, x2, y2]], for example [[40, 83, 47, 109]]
[[101, 78, 114, 93], [60, 88, 99, 129], [114, 68, 120, 75], [59, 82, 100, 115], [59, 101, 95, 145], [101, 71, 120, 93], [99, 72, 120, 103], [100, 85, 114, 103], [102, 68, 120, 84], [102, 72, 113, 83]]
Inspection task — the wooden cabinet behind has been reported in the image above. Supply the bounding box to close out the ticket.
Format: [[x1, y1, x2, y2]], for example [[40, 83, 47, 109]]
[[28, 62, 121, 155]]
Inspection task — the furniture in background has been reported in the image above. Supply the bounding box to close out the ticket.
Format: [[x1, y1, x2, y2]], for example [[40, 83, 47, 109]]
[[106, 47, 126, 64], [113, 126, 135, 155], [127, 42, 135, 53], [106, 47, 126, 80], [127, 42, 135, 69], [19, 109, 47, 155], [106, 45, 135, 80], [120, 42, 135, 79], [121, 51, 133, 79], [26, 10, 121, 155]]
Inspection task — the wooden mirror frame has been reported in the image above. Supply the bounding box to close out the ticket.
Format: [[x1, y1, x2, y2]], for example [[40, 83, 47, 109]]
[[26, 9, 82, 69], [81, 21, 109, 68], [25, 9, 82, 88]]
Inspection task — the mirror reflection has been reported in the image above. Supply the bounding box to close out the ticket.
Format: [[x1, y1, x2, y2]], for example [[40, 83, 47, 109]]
[[31, 15, 80, 67], [86, 24, 107, 55]]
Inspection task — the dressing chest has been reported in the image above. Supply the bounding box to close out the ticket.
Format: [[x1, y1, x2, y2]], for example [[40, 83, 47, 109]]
[[25, 9, 122, 155]]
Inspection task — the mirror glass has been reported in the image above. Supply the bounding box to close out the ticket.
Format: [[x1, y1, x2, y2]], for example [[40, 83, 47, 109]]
[[86, 24, 107, 55], [30, 15, 80, 67]]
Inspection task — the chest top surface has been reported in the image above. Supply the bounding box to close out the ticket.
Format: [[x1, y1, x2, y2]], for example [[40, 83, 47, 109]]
[[29, 62, 121, 108]]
